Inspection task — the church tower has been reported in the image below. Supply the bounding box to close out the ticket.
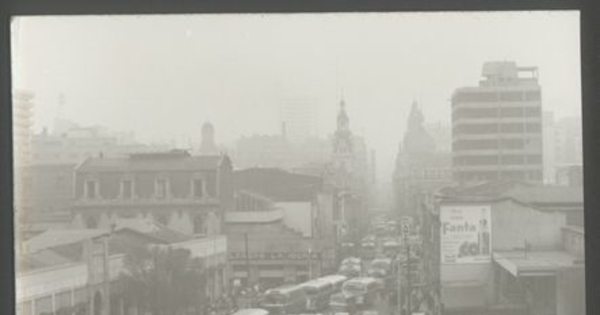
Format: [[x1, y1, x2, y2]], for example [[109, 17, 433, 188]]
[[331, 99, 355, 188], [333, 99, 353, 157]]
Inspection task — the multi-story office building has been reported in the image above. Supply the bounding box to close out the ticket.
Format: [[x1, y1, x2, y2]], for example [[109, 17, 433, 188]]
[[13, 89, 34, 222], [451, 61, 543, 183], [553, 116, 583, 166]]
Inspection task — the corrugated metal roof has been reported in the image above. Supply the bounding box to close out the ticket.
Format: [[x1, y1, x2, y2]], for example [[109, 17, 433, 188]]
[[234, 168, 322, 202], [25, 229, 109, 253]]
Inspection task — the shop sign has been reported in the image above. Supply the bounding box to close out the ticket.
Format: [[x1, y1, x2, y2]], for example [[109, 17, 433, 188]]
[[228, 251, 321, 261], [440, 205, 492, 264]]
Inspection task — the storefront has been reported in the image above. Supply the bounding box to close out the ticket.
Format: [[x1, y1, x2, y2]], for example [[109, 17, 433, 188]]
[[228, 250, 322, 290]]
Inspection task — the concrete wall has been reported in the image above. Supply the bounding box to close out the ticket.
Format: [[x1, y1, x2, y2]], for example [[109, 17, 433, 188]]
[[491, 200, 566, 250], [441, 263, 495, 308], [556, 267, 586, 315], [440, 199, 568, 310]]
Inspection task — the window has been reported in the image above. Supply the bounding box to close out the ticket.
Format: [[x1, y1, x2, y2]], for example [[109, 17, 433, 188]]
[[193, 179, 204, 198], [454, 123, 498, 135], [453, 108, 498, 120], [500, 155, 525, 165], [193, 215, 204, 234], [55, 175, 66, 189], [499, 139, 525, 149], [524, 107, 541, 117], [453, 139, 498, 151], [85, 180, 97, 199], [454, 155, 499, 166], [526, 155, 542, 164], [156, 214, 168, 225], [452, 91, 499, 103], [499, 123, 524, 133], [525, 123, 541, 133], [500, 91, 524, 102], [525, 90, 541, 101], [86, 216, 98, 229], [499, 107, 524, 117], [121, 179, 133, 199], [155, 178, 168, 198]]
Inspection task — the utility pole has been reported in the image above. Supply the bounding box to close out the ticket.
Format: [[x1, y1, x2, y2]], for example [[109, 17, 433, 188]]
[[244, 233, 251, 287], [406, 241, 412, 315]]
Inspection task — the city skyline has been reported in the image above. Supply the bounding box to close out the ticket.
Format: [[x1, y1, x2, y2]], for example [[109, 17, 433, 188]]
[[12, 11, 581, 179]]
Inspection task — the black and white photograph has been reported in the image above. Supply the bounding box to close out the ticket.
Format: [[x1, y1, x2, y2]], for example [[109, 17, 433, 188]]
[[10, 11, 585, 315]]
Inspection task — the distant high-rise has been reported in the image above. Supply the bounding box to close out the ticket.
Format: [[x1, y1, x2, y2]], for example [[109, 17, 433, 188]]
[[199, 121, 219, 155], [451, 61, 543, 183], [280, 97, 317, 144], [13, 90, 34, 217]]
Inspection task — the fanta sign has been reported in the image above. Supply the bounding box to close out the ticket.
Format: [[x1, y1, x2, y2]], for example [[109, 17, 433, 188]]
[[440, 205, 492, 264]]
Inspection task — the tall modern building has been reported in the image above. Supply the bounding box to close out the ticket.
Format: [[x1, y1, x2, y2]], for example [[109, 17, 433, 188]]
[[199, 121, 219, 155], [451, 61, 543, 183], [280, 97, 318, 144], [13, 89, 34, 219]]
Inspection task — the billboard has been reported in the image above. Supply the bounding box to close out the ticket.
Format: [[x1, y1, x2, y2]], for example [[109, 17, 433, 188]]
[[440, 205, 491, 264]]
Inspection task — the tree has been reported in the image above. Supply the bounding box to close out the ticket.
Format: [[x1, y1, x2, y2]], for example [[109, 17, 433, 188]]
[[118, 243, 207, 315]]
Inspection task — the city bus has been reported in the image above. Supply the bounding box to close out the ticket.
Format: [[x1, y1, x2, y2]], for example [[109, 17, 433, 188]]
[[341, 277, 380, 306], [370, 258, 392, 274], [329, 292, 350, 313], [383, 240, 401, 258], [318, 274, 348, 292], [302, 279, 334, 311], [230, 309, 270, 315], [360, 241, 377, 260], [338, 264, 361, 278], [341, 257, 362, 267], [261, 284, 307, 314]]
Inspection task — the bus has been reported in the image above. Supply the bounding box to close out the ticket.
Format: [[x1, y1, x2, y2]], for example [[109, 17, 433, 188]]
[[341, 277, 380, 307], [302, 279, 334, 312], [230, 309, 270, 315], [360, 241, 377, 260], [341, 257, 362, 266], [329, 293, 350, 313], [318, 274, 348, 292], [261, 285, 307, 314], [338, 264, 361, 278], [370, 258, 392, 274], [383, 240, 401, 258]]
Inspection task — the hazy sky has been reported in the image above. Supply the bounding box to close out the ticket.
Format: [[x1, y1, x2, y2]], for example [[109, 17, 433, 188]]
[[12, 11, 581, 180]]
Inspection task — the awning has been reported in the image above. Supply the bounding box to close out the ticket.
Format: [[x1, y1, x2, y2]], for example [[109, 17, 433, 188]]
[[493, 250, 581, 278]]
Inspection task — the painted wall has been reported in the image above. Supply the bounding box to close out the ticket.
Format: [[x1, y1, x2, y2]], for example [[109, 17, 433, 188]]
[[440, 199, 569, 310], [491, 200, 566, 250], [556, 267, 586, 315]]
